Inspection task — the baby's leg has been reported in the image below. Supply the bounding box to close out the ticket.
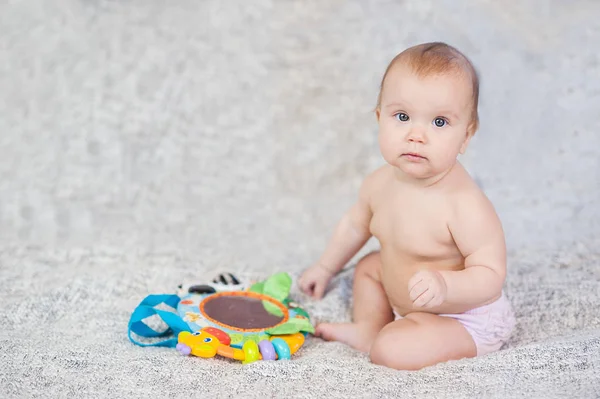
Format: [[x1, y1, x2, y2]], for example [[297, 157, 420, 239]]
[[369, 312, 477, 370], [315, 251, 394, 353]]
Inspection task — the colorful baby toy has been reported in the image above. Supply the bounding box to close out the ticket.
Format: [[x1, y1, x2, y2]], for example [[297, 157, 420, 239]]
[[176, 328, 305, 363], [128, 272, 314, 364]]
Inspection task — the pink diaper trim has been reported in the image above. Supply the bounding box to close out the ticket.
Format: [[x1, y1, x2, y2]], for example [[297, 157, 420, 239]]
[[394, 292, 516, 356]]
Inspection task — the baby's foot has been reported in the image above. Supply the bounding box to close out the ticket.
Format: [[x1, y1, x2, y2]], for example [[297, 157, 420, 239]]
[[315, 322, 379, 353]]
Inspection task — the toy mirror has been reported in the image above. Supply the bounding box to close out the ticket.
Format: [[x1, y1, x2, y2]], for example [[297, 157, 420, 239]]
[[200, 291, 289, 331]]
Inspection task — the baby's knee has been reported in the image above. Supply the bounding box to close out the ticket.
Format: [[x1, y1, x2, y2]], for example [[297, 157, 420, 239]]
[[370, 342, 427, 371], [369, 323, 426, 370], [354, 251, 381, 276]]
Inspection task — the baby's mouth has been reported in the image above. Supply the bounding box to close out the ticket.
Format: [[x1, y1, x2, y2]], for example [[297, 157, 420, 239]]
[[401, 152, 427, 160]]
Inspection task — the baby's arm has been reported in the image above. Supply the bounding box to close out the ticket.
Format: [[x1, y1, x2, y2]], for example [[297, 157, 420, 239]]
[[299, 169, 378, 298], [440, 190, 507, 308], [316, 189, 372, 274]]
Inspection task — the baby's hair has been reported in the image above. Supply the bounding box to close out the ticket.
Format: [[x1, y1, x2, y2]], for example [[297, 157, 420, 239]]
[[376, 42, 480, 134]]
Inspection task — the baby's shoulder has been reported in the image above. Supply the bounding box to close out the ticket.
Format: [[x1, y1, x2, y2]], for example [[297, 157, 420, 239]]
[[447, 178, 499, 222], [354, 165, 392, 207], [360, 164, 392, 193]]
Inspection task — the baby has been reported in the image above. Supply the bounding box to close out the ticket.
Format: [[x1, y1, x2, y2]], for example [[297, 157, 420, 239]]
[[299, 42, 516, 370]]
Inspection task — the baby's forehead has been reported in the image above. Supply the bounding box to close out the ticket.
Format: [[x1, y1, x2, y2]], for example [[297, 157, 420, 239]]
[[386, 61, 471, 87], [381, 64, 474, 112]]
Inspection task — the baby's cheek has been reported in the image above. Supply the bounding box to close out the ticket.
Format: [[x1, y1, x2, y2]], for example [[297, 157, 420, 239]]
[[444, 140, 464, 161], [378, 132, 400, 161]]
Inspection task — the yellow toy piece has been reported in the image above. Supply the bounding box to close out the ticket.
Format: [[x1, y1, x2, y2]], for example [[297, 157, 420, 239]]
[[277, 333, 304, 354], [242, 340, 260, 364]]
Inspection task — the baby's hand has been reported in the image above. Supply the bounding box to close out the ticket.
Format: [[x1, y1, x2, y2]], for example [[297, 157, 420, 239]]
[[408, 270, 448, 308], [298, 263, 336, 300]]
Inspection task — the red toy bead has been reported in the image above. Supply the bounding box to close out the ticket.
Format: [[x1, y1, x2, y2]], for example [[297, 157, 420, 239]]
[[202, 327, 231, 345]]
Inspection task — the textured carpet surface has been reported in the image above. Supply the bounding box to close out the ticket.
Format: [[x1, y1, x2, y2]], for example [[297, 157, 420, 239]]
[[1, 0, 599, 398]]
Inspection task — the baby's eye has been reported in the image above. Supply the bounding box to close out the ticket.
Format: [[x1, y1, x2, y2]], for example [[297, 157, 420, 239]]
[[395, 113, 409, 122], [433, 117, 447, 127]]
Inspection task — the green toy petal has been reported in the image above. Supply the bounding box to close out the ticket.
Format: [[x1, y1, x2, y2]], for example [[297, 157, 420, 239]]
[[263, 300, 284, 317], [249, 281, 264, 294], [266, 317, 315, 335], [262, 272, 292, 302]]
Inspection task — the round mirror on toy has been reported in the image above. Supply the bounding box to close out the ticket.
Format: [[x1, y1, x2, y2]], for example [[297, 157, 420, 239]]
[[175, 272, 314, 363]]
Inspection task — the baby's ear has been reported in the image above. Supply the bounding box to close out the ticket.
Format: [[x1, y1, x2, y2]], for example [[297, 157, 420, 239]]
[[460, 119, 479, 154], [467, 119, 479, 137], [459, 130, 474, 154], [375, 108, 381, 121]]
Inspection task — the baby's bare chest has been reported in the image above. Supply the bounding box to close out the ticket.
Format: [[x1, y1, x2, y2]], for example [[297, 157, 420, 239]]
[[369, 194, 458, 259]]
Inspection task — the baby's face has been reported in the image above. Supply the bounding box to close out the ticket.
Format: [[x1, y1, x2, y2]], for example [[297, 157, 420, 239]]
[[377, 64, 474, 181]]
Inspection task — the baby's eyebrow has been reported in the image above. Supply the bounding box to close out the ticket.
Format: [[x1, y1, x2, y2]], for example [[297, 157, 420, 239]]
[[438, 111, 460, 120], [384, 103, 407, 110], [384, 104, 460, 120]]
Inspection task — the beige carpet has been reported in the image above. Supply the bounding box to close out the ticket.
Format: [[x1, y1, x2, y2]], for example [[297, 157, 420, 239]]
[[1, 0, 600, 397]]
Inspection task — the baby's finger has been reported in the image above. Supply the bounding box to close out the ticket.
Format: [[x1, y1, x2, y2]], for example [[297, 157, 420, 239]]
[[299, 278, 313, 295], [424, 294, 443, 308], [409, 280, 428, 301], [298, 276, 305, 290], [314, 281, 326, 299], [407, 272, 425, 291], [412, 288, 433, 308]]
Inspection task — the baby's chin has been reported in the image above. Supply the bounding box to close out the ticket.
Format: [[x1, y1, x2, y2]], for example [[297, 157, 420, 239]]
[[390, 161, 449, 182], [392, 163, 430, 178]]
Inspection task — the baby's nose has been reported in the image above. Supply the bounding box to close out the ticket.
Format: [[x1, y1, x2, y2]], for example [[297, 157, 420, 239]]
[[407, 126, 426, 143]]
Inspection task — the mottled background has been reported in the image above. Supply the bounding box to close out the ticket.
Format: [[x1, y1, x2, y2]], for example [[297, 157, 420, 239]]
[[1, 0, 599, 398]]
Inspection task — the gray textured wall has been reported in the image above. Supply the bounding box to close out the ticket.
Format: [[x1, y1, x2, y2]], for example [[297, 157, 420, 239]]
[[1, 0, 599, 270]]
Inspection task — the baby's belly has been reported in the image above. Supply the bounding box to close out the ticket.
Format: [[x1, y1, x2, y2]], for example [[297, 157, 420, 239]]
[[379, 247, 475, 316]]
